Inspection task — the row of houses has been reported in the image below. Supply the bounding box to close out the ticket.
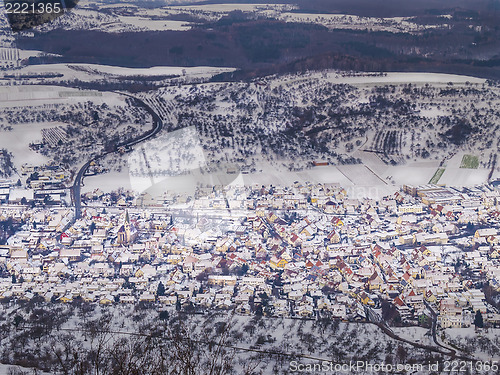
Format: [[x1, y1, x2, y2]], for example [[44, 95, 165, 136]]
[[0, 182, 499, 327]]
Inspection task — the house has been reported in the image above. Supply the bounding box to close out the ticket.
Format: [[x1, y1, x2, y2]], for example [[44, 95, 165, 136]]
[[296, 304, 314, 317], [367, 272, 383, 291], [139, 292, 156, 302], [135, 264, 157, 279], [475, 228, 497, 238], [330, 304, 347, 319], [10, 249, 28, 260], [358, 292, 374, 306], [59, 294, 73, 303], [59, 248, 81, 262], [269, 256, 288, 270], [120, 295, 136, 304], [208, 275, 237, 286], [327, 230, 340, 244], [439, 299, 463, 328], [241, 277, 265, 287], [393, 296, 411, 318], [235, 303, 251, 315], [317, 297, 332, 310], [158, 295, 177, 305], [99, 295, 114, 305]]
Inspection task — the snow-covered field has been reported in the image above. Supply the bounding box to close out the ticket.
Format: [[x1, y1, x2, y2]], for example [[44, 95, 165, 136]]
[[438, 153, 490, 187], [0, 85, 123, 108], [127, 126, 206, 193], [81, 169, 133, 194], [277, 12, 446, 33], [0, 85, 151, 176], [444, 327, 500, 361], [243, 163, 353, 186], [0, 302, 466, 375], [166, 3, 291, 13], [391, 326, 434, 346], [0, 64, 236, 84], [272, 71, 486, 88], [0, 123, 53, 170], [93, 4, 454, 36], [0, 69, 496, 196], [82, 64, 234, 77], [75, 70, 494, 197], [0, 363, 51, 375], [389, 164, 442, 185], [438, 168, 490, 187], [82, 161, 395, 198], [0, 0, 456, 37], [118, 16, 192, 31]]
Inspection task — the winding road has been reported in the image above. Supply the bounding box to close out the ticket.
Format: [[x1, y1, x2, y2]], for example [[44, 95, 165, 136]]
[[365, 305, 474, 361], [70, 93, 165, 220]]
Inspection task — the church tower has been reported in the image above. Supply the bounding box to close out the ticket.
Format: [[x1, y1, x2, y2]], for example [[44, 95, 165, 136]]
[[117, 210, 133, 244]]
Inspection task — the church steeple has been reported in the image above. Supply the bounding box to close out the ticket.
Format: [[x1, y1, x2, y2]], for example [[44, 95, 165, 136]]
[[117, 210, 134, 245]]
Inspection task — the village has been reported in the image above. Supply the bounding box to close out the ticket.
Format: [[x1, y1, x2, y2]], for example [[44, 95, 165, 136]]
[[0, 178, 499, 332]]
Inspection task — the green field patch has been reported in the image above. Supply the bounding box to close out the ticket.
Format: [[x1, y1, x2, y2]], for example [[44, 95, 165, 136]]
[[429, 168, 445, 184], [460, 154, 479, 169]]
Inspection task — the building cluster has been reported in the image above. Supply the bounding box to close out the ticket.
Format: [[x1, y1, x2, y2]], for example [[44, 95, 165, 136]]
[[0, 163, 71, 206], [1, 182, 500, 329]]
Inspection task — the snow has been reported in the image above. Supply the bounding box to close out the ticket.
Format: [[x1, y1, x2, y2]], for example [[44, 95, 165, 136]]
[[127, 126, 206, 192], [0, 85, 124, 108], [1, 70, 494, 197], [278, 12, 441, 33], [0, 123, 52, 169], [84, 159, 385, 197], [118, 16, 192, 31], [80, 64, 235, 78], [492, 170, 500, 181], [337, 164, 386, 185], [0, 363, 51, 375], [445, 327, 500, 361], [389, 165, 442, 186], [391, 326, 434, 346], [168, 4, 285, 12], [438, 168, 490, 187], [1, 64, 236, 83], [419, 108, 450, 118], [438, 153, 490, 187], [273, 71, 486, 88], [81, 169, 133, 194]]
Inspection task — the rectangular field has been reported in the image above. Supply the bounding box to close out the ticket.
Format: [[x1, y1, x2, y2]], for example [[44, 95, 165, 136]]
[[429, 168, 445, 184], [460, 155, 479, 169]]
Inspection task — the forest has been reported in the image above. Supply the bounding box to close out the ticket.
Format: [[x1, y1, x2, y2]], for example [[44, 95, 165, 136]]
[[15, 6, 500, 82]]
